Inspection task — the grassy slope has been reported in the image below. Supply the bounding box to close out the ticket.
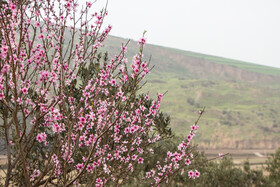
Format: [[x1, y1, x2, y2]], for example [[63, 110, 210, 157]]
[[104, 35, 280, 149], [142, 74, 280, 149]]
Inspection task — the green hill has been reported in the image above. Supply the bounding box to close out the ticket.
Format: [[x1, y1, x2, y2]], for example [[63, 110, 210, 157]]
[[103, 35, 280, 149]]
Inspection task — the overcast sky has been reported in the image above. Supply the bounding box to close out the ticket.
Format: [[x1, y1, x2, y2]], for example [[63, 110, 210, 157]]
[[89, 0, 280, 69]]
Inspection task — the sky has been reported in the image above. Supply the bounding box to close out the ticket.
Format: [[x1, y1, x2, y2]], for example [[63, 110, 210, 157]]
[[88, 0, 280, 69]]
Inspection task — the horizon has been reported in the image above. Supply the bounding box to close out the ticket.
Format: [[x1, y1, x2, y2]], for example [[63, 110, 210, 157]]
[[108, 34, 280, 70]]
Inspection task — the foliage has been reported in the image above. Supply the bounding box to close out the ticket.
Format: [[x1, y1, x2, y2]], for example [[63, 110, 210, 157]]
[[190, 156, 268, 187], [266, 147, 280, 185], [0, 0, 203, 186]]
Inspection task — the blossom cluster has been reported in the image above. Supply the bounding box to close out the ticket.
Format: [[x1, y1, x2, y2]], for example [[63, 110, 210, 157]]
[[144, 122, 200, 184]]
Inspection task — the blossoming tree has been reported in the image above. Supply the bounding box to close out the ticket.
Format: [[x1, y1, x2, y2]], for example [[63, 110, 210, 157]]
[[0, 0, 204, 186]]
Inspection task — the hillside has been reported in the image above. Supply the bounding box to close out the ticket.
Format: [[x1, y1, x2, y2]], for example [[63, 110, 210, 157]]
[[103, 35, 280, 149]]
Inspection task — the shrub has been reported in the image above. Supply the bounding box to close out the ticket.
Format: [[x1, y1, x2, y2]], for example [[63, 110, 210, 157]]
[[266, 147, 280, 185]]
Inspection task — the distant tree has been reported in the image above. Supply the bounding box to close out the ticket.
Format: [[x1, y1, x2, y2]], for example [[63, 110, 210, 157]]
[[266, 147, 280, 185], [184, 154, 268, 187], [0, 0, 203, 186]]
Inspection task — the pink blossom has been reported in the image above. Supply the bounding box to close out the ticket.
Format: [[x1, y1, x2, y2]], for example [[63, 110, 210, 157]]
[[39, 70, 49, 81], [137, 148, 144, 154], [36, 132, 47, 143], [33, 169, 40, 177], [52, 123, 61, 133], [79, 117, 86, 124], [76, 163, 84, 171], [185, 159, 191, 165], [138, 157, 144, 164], [86, 1, 92, 8], [187, 134, 192, 141], [0, 92, 4, 100], [141, 62, 147, 68], [86, 164, 93, 172], [180, 169, 185, 175], [133, 68, 139, 74], [195, 170, 200, 178], [10, 3, 16, 11], [52, 154, 57, 160], [122, 46, 127, 53], [138, 37, 146, 45], [21, 87, 28, 94], [131, 154, 137, 161], [110, 79, 116, 85], [188, 170, 194, 178], [146, 172, 151, 178], [154, 177, 160, 184], [13, 54, 17, 61], [96, 178, 103, 185], [38, 34, 44, 39], [35, 21, 40, 27]]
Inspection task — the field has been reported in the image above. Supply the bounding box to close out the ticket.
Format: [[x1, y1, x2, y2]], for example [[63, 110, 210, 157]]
[[200, 148, 275, 171]]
